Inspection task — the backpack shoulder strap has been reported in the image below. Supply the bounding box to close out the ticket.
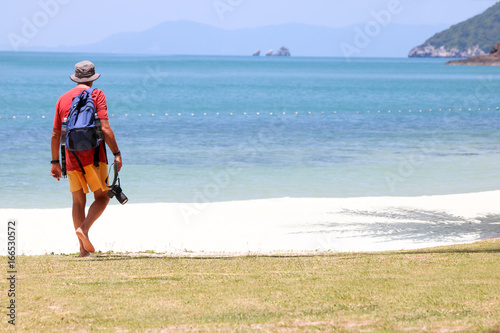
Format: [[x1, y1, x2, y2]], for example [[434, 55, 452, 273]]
[[94, 141, 101, 167], [93, 141, 108, 168], [61, 145, 67, 178], [70, 151, 86, 175]]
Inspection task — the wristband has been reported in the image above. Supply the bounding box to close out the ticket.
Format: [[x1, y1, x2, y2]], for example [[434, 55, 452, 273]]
[[51, 160, 60, 164], [113, 151, 121, 157]]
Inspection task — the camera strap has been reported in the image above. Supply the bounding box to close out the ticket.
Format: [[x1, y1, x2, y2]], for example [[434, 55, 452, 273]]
[[107, 163, 119, 188]]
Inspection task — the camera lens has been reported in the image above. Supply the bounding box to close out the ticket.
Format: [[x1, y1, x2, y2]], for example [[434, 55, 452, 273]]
[[116, 191, 128, 205], [109, 185, 128, 205]]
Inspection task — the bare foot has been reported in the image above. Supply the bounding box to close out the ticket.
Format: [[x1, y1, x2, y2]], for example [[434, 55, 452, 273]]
[[78, 251, 91, 258], [76, 227, 95, 253]]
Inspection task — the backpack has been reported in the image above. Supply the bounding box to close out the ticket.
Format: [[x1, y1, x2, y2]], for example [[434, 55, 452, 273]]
[[60, 88, 106, 177]]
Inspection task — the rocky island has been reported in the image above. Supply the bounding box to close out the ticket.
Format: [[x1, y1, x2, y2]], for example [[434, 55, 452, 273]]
[[259, 46, 291, 57], [446, 42, 500, 66], [274, 46, 291, 56]]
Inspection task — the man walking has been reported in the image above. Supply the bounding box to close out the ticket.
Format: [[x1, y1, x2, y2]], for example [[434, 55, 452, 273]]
[[50, 60, 122, 257]]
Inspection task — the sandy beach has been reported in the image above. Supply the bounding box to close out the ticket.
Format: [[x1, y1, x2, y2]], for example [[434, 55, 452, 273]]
[[1, 191, 499, 256]]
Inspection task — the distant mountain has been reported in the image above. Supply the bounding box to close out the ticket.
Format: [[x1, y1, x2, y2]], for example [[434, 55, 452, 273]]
[[409, 1, 500, 58], [2, 20, 447, 58]]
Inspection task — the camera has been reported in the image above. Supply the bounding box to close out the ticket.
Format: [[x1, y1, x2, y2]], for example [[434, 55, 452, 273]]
[[107, 163, 128, 205], [108, 183, 128, 205]]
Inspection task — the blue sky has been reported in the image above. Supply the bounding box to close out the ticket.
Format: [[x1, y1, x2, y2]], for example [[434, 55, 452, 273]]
[[0, 0, 496, 48]]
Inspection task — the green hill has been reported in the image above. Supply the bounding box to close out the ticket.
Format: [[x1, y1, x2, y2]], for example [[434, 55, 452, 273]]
[[409, 1, 500, 57]]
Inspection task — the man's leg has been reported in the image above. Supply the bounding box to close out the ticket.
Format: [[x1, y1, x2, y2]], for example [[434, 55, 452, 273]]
[[75, 188, 110, 253], [71, 190, 89, 257]]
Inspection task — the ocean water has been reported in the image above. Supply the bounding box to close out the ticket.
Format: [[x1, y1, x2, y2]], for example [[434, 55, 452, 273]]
[[1, 52, 500, 209]]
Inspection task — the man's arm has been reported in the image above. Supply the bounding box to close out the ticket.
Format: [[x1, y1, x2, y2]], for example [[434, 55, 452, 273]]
[[101, 119, 122, 171], [50, 129, 62, 180]]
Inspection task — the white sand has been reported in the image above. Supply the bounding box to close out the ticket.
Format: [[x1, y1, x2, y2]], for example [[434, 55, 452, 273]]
[[1, 191, 499, 256]]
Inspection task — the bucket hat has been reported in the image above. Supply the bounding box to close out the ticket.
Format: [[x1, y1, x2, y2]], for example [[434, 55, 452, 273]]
[[70, 60, 101, 83]]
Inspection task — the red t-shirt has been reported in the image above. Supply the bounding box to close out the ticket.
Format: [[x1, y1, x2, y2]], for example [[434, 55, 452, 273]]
[[53, 87, 109, 172]]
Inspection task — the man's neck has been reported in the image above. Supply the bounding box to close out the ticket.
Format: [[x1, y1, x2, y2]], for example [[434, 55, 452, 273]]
[[76, 83, 92, 89]]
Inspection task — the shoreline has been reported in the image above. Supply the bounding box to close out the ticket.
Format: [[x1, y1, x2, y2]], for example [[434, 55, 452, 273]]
[[1, 191, 499, 256]]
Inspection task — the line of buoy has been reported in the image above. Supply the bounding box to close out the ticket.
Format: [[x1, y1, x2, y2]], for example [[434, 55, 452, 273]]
[[1, 107, 498, 120]]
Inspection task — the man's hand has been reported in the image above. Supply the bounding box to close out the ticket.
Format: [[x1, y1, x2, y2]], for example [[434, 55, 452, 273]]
[[114, 155, 122, 172], [51, 163, 62, 181]]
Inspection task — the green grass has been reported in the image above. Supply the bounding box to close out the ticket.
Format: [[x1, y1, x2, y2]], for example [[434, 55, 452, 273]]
[[2, 239, 500, 332]]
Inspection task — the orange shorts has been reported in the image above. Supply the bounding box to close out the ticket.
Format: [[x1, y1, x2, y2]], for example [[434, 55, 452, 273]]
[[67, 163, 109, 194]]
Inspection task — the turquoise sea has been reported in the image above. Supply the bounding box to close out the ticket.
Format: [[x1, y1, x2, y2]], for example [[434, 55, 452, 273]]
[[1, 52, 500, 209]]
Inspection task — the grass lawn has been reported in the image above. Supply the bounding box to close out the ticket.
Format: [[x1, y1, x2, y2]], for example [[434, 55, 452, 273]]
[[2, 239, 500, 332]]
